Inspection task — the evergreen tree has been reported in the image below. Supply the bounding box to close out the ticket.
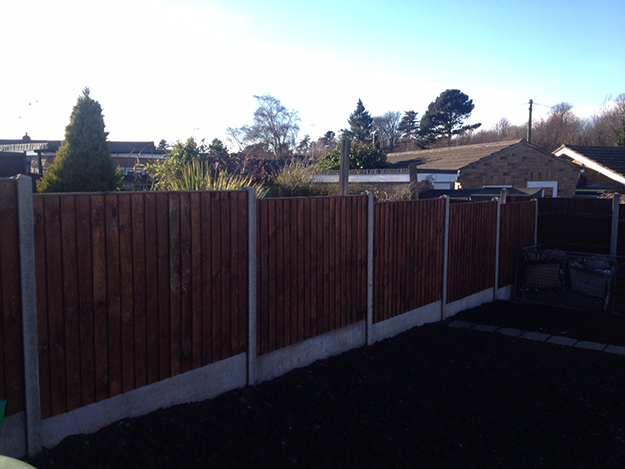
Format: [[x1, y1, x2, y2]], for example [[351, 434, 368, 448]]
[[419, 89, 481, 146], [346, 99, 374, 142], [399, 110, 420, 140], [207, 138, 229, 160], [318, 141, 389, 170], [37, 88, 122, 192]]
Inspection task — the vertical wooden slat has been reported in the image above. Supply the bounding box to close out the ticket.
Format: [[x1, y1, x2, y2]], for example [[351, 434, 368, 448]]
[[0, 181, 25, 416], [190, 192, 202, 369], [91, 195, 108, 403], [156, 192, 170, 380], [236, 192, 248, 355], [33, 196, 51, 418], [75, 195, 95, 408], [220, 193, 232, 359], [168, 193, 181, 377], [59, 196, 81, 412], [296, 198, 305, 344], [307, 199, 316, 341], [275, 200, 285, 349], [131, 194, 147, 389], [200, 192, 213, 364], [104, 194, 121, 398], [143, 194, 159, 384], [179, 192, 193, 373], [210, 192, 223, 362], [44, 195, 66, 415], [118, 194, 135, 393]]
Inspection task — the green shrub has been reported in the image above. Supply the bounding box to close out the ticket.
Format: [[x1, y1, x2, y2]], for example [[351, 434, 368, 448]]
[[269, 160, 328, 197]]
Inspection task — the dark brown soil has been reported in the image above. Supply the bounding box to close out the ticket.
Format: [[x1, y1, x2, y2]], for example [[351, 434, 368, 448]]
[[27, 301, 625, 468]]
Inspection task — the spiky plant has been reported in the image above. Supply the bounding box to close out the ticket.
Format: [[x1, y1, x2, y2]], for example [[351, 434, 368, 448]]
[[161, 159, 269, 197]]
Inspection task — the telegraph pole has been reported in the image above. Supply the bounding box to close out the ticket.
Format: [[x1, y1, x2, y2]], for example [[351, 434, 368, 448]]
[[527, 99, 533, 143]]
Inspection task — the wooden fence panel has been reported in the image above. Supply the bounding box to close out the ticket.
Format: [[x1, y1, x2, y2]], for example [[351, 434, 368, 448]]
[[618, 205, 625, 255], [256, 196, 367, 355], [448, 201, 497, 303], [373, 199, 445, 323], [538, 198, 613, 253], [0, 179, 25, 417], [499, 201, 536, 288], [33, 190, 248, 418]]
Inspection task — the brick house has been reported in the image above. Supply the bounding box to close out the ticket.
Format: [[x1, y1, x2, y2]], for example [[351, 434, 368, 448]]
[[388, 139, 580, 197]]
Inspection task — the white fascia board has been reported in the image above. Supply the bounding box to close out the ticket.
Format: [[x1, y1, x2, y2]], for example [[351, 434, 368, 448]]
[[554, 148, 625, 185], [313, 173, 457, 184]]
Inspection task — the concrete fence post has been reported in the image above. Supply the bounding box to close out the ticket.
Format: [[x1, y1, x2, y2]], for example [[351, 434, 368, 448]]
[[246, 188, 257, 386], [366, 191, 374, 346], [494, 197, 501, 301], [16, 175, 42, 457], [441, 196, 450, 321], [610, 194, 621, 257]]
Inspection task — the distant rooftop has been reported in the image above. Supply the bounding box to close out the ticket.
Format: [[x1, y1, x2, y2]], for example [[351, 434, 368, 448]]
[[0, 138, 164, 155], [387, 140, 527, 170], [554, 145, 625, 179]]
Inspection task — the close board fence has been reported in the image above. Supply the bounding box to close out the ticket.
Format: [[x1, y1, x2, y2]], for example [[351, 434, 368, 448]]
[[256, 196, 367, 355], [499, 202, 537, 288], [1, 180, 540, 458], [537, 198, 616, 254], [32, 191, 249, 419], [373, 199, 445, 323], [0, 179, 25, 418], [447, 201, 497, 303]]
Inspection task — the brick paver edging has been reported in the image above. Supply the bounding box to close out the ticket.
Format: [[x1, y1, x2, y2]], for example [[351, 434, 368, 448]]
[[448, 320, 625, 356]]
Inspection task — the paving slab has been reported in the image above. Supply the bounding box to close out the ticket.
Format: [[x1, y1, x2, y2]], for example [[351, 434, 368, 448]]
[[448, 320, 475, 329], [574, 341, 607, 351], [520, 331, 551, 342], [472, 324, 499, 333], [547, 336, 578, 347], [604, 344, 625, 356], [496, 327, 523, 337]]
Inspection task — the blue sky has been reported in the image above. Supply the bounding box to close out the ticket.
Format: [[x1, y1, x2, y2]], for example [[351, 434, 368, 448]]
[[2, 0, 624, 148]]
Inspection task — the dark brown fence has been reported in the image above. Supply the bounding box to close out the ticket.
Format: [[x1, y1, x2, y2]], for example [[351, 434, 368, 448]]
[[538, 198, 614, 254], [0, 179, 25, 417], [499, 201, 536, 287], [447, 201, 497, 303], [33, 191, 249, 419], [373, 199, 445, 323], [619, 204, 625, 254], [256, 196, 367, 355]]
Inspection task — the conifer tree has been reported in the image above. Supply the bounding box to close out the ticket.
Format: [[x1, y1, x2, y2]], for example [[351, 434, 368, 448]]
[[346, 99, 374, 142], [37, 88, 122, 192]]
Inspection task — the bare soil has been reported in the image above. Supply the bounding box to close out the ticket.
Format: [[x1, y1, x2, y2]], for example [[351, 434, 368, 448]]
[[27, 301, 625, 468]]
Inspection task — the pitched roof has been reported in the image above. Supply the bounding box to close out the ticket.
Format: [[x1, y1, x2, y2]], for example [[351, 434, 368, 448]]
[[387, 140, 526, 170], [554, 145, 625, 183]]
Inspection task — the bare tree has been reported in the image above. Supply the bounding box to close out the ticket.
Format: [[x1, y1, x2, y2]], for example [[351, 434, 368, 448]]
[[373, 111, 403, 153], [246, 94, 300, 158], [582, 94, 625, 146], [531, 103, 583, 152]]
